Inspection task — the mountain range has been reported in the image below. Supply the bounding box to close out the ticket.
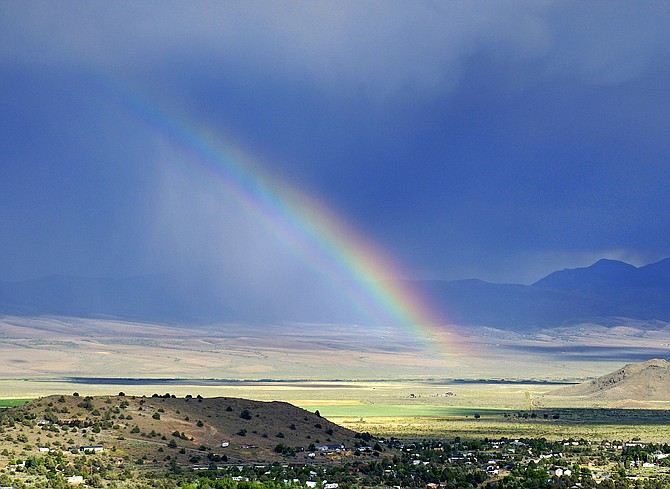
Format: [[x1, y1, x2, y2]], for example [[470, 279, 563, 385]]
[[423, 257, 670, 329], [1, 258, 669, 330]]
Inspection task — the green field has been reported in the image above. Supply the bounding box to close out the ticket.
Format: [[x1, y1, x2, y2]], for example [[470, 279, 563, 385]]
[[294, 403, 508, 417], [0, 398, 30, 408]]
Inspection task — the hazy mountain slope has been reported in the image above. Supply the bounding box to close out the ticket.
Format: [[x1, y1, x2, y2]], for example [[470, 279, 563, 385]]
[[552, 358, 670, 400], [0, 273, 362, 325], [1, 258, 669, 329]]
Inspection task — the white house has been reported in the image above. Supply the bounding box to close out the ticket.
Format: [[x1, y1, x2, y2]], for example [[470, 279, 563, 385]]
[[80, 445, 104, 453]]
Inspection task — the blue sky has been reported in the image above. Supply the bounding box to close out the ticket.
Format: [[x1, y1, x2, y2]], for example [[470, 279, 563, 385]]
[[1, 1, 670, 288]]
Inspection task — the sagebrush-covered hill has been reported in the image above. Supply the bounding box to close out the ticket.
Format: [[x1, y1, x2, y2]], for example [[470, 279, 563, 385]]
[[0, 394, 371, 468], [552, 358, 670, 401]]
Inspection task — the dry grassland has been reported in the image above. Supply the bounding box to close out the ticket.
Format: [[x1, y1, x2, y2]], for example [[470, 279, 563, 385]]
[[3, 315, 670, 442], [6, 315, 669, 382]]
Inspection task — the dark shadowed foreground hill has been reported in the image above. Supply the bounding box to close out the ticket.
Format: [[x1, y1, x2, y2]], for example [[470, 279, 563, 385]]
[[1, 257, 670, 330], [1, 394, 365, 465], [552, 358, 670, 401]]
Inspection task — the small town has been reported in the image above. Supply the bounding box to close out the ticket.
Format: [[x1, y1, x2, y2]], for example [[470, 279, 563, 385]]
[[3, 394, 670, 488]]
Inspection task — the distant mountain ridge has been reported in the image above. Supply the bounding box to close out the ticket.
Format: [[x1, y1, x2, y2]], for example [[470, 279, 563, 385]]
[[534, 258, 670, 289], [421, 258, 670, 329], [1, 258, 669, 329]]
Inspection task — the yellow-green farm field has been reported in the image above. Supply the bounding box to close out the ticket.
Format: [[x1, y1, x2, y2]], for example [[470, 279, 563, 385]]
[[4, 379, 670, 442], [332, 413, 670, 441]]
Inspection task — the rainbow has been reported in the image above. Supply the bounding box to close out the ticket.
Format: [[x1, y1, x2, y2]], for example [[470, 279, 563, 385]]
[[104, 81, 458, 357]]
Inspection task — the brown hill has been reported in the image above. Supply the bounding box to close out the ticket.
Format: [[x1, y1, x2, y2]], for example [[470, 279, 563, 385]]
[[0, 394, 371, 469], [553, 358, 670, 400]]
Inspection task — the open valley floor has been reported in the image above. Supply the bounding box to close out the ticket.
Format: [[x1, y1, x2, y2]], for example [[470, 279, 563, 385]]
[[4, 317, 670, 486]]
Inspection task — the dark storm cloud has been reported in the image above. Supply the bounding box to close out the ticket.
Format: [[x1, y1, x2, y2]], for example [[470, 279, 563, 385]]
[[1, 1, 669, 284]]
